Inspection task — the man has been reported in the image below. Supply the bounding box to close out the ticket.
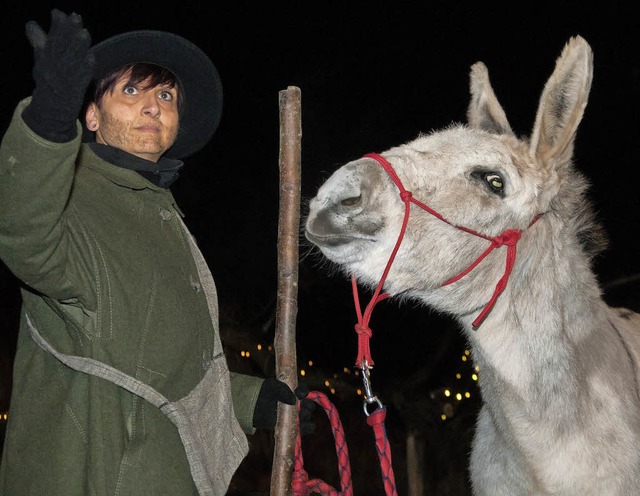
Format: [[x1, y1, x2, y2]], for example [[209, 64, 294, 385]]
[[0, 9, 306, 495]]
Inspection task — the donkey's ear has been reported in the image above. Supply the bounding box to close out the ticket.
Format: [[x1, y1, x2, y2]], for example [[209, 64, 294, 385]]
[[467, 62, 514, 135], [529, 36, 593, 172]]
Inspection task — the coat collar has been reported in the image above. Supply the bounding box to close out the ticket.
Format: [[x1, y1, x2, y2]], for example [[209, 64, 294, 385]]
[[87, 142, 184, 188]]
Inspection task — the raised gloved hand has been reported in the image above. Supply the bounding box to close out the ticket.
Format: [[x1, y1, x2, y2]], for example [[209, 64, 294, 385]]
[[22, 9, 95, 143], [252, 378, 317, 436]]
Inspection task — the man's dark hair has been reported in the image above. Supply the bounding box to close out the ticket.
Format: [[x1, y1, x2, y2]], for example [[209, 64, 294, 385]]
[[92, 63, 184, 113]]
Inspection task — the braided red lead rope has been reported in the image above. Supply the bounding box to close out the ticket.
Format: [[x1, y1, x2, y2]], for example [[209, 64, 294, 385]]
[[366, 407, 398, 496], [292, 391, 353, 496], [292, 391, 398, 496]]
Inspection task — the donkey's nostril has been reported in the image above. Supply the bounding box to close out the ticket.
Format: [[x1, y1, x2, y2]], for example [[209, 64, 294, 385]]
[[341, 195, 361, 207]]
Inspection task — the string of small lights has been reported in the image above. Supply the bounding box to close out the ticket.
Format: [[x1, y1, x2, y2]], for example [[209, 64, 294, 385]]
[[237, 342, 480, 421]]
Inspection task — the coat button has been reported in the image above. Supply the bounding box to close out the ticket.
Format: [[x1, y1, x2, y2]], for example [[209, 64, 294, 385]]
[[159, 208, 173, 221]]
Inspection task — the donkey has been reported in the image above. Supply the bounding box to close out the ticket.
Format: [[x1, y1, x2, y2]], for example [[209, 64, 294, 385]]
[[304, 36, 640, 495]]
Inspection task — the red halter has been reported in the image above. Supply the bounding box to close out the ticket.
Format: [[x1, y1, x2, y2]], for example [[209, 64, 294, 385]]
[[352, 152, 540, 366]]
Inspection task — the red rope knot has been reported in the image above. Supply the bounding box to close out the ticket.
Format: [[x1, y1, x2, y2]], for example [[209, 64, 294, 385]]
[[355, 322, 374, 366], [399, 190, 412, 202], [471, 228, 523, 328], [493, 229, 521, 247], [354, 323, 372, 338]]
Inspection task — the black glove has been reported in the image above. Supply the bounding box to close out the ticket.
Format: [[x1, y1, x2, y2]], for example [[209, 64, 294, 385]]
[[22, 9, 95, 142], [294, 383, 317, 437], [252, 379, 317, 436], [252, 378, 296, 430]]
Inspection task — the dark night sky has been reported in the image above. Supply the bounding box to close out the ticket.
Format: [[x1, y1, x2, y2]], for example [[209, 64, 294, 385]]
[[1, 1, 640, 387]]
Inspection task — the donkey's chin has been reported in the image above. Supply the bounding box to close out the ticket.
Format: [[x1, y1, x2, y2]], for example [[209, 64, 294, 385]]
[[307, 235, 376, 266], [305, 231, 352, 248]]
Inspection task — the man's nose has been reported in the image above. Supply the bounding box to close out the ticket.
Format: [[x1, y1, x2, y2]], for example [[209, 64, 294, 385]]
[[141, 92, 161, 117]]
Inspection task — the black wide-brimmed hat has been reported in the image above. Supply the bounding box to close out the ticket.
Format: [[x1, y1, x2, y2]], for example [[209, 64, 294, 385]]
[[89, 30, 223, 159]]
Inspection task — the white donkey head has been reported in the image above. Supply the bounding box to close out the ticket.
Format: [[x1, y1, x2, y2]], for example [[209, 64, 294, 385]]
[[305, 35, 605, 331]]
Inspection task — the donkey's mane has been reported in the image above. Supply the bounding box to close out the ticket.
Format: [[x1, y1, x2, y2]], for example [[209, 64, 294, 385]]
[[552, 166, 608, 260]]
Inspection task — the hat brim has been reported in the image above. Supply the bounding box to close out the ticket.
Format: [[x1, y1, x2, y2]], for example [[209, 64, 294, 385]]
[[89, 30, 222, 159]]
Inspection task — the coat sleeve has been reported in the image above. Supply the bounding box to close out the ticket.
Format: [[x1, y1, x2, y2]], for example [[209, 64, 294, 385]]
[[229, 371, 264, 434], [0, 98, 88, 302]]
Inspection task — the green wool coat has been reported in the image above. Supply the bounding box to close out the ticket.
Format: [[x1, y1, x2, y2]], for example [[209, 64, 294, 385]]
[[0, 99, 264, 496]]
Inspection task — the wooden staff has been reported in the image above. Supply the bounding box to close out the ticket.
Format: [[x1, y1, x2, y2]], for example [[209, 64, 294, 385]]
[[270, 86, 302, 495]]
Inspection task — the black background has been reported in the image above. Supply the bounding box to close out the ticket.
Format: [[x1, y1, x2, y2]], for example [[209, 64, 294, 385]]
[[1, 2, 639, 493]]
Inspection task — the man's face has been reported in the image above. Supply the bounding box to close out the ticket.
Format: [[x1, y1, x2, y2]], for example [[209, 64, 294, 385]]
[[85, 73, 180, 163]]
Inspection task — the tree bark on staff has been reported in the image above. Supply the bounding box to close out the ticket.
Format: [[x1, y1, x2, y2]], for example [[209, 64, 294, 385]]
[[270, 86, 302, 496]]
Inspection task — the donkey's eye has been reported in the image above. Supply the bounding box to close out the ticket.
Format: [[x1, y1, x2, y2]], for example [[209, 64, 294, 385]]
[[485, 173, 504, 193], [470, 167, 506, 198], [470, 170, 506, 197]]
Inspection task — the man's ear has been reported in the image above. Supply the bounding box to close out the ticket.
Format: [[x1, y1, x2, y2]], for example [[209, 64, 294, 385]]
[[85, 103, 99, 131]]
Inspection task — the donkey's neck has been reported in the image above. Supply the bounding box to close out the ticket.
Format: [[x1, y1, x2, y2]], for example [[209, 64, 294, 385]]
[[462, 229, 608, 416]]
